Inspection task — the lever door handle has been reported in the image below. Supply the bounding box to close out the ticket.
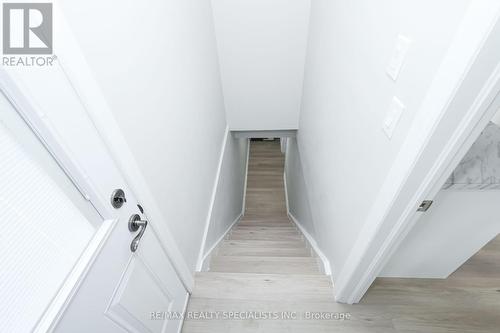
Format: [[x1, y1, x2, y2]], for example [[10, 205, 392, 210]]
[[128, 214, 148, 252]]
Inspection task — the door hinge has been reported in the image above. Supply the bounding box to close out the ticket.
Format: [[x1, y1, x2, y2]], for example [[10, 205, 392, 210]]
[[417, 200, 433, 212]]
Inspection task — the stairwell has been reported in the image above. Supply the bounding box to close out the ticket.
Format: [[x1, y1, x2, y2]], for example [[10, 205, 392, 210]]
[[182, 139, 336, 332]]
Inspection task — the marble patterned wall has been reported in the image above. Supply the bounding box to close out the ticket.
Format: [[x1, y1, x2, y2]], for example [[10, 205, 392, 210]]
[[444, 122, 500, 190]]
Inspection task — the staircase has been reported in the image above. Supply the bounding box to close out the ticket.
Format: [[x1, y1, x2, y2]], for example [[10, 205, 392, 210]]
[[182, 140, 336, 332]]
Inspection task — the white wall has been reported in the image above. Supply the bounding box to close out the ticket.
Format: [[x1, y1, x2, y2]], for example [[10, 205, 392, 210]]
[[297, 0, 472, 280], [284, 138, 316, 237], [381, 190, 500, 278], [59, 0, 229, 270], [211, 0, 311, 130], [202, 136, 248, 259]]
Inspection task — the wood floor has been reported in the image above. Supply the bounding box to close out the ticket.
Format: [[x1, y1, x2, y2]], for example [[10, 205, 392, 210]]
[[182, 140, 500, 333]]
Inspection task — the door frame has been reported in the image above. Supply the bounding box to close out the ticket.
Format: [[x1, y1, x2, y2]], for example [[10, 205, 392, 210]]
[[334, 2, 500, 303]]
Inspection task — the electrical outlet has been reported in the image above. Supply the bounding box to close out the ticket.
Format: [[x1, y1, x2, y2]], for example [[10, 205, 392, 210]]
[[383, 97, 405, 139], [386, 34, 412, 81]]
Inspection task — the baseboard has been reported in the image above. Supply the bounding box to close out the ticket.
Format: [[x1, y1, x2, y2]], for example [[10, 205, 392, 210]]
[[177, 291, 190, 333], [241, 139, 250, 216], [196, 126, 230, 271], [283, 172, 290, 214], [288, 213, 332, 277], [199, 213, 242, 271]]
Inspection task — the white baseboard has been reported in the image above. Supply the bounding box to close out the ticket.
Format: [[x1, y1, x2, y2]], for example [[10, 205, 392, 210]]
[[241, 139, 250, 216], [199, 213, 242, 271], [177, 291, 190, 333], [283, 173, 290, 214], [288, 213, 332, 277], [196, 126, 229, 271]]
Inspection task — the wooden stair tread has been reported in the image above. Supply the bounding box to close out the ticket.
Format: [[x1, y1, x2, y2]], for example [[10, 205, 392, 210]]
[[209, 256, 321, 274], [216, 244, 312, 257], [192, 272, 333, 301]]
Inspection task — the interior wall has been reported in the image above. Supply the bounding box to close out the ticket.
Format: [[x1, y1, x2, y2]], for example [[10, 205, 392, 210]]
[[59, 0, 229, 270], [297, 0, 472, 280], [211, 0, 311, 130], [203, 136, 248, 257]]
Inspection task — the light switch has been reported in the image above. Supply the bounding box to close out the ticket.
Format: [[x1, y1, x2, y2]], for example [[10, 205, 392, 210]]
[[386, 35, 412, 81], [383, 97, 405, 139]]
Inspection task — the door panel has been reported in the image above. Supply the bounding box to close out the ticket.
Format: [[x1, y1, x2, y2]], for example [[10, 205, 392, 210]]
[[0, 92, 97, 333], [107, 256, 174, 333], [106, 227, 187, 333], [1, 50, 188, 332]]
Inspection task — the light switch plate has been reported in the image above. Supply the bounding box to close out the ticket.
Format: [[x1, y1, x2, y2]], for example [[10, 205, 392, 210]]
[[386, 35, 412, 81], [383, 97, 405, 139]]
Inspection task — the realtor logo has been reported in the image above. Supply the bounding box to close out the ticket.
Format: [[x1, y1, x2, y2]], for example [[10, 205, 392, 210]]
[[3, 3, 52, 54]]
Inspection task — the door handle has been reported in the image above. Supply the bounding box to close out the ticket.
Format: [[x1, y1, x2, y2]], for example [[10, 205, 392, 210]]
[[128, 214, 148, 252]]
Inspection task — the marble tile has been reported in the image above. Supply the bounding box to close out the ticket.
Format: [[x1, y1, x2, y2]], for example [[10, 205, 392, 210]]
[[445, 122, 500, 190]]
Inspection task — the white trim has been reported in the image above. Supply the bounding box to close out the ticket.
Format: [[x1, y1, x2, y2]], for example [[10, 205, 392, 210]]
[[288, 213, 332, 277], [232, 130, 297, 138], [283, 172, 290, 214], [177, 291, 191, 333], [0, 70, 112, 221], [34, 219, 119, 333], [241, 138, 250, 216], [199, 213, 242, 271], [49, 4, 194, 291], [196, 126, 230, 271], [280, 137, 287, 154], [334, 2, 500, 304]]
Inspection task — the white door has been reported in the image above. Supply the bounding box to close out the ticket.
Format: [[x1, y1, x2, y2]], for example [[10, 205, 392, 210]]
[[0, 61, 188, 332]]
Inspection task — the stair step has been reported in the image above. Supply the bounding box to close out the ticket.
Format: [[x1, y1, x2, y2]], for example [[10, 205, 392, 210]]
[[234, 225, 296, 231], [239, 218, 290, 222], [241, 213, 290, 222], [228, 230, 302, 241], [232, 228, 298, 234], [237, 224, 294, 229], [192, 272, 333, 301], [244, 210, 288, 216], [238, 220, 292, 227], [220, 239, 308, 249], [210, 256, 321, 274], [217, 242, 312, 257], [232, 228, 297, 233], [231, 227, 298, 234]]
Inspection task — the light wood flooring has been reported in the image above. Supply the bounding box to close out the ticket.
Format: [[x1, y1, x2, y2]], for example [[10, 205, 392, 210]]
[[182, 139, 500, 332]]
